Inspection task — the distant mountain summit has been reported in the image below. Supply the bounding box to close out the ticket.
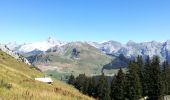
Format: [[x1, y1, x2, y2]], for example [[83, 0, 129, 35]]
[[12, 37, 67, 53], [5, 42, 19, 51], [47, 36, 66, 46], [87, 40, 122, 54]]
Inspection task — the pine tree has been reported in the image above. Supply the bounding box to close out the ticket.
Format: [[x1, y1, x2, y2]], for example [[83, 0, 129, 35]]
[[143, 56, 151, 97], [74, 74, 86, 92], [168, 70, 170, 95], [83, 77, 89, 94], [126, 61, 142, 100], [110, 68, 127, 100], [136, 55, 144, 96], [162, 61, 169, 95], [87, 77, 97, 98], [147, 56, 163, 100], [97, 73, 111, 100], [162, 61, 170, 95], [136, 55, 144, 79], [68, 74, 75, 85]]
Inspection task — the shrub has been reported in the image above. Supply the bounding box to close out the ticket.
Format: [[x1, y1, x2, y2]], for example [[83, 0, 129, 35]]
[[0, 79, 12, 89]]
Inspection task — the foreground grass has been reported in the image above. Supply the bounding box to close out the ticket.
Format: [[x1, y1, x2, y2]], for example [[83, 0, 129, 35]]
[[0, 51, 94, 100]]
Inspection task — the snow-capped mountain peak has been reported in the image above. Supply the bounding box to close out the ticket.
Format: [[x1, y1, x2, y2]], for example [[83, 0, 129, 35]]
[[16, 37, 67, 53], [87, 40, 122, 54], [6, 42, 19, 51], [47, 37, 57, 44], [126, 40, 136, 46]]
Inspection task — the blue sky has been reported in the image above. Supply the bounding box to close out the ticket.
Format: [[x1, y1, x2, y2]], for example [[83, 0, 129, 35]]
[[0, 0, 170, 44]]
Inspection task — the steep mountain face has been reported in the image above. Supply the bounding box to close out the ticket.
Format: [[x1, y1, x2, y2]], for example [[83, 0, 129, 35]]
[[103, 54, 130, 70], [87, 41, 122, 54], [0, 44, 31, 65], [116, 41, 163, 59], [162, 40, 170, 63], [89, 40, 170, 62]]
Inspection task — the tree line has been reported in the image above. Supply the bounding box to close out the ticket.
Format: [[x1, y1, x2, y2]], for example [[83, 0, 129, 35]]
[[68, 56, 170, 100]]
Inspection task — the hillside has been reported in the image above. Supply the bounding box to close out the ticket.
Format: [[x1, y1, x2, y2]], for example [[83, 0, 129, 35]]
[[26, 42, 112, 78], [0, 50, 94, 100], [103, 54, 130, 70]]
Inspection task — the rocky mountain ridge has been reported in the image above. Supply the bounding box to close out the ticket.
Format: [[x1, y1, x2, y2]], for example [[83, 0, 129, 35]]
[[0, 44, 31, 65]]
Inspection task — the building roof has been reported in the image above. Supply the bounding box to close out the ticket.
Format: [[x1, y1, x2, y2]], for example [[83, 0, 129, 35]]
[[35, 77, 53, 83]]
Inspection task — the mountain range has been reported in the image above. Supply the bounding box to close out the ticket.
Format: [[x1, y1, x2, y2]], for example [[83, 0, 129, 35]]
[[5, 37, 170, 62], [3, 37, 170, 77], [88, 40, 170, 62]]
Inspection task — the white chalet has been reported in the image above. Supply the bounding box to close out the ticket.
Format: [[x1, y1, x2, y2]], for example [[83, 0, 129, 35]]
[[35, 77, 53, 84]]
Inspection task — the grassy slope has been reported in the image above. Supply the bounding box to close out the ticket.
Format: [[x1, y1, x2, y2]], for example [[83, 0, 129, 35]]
[[0, 50, 94, 100]]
